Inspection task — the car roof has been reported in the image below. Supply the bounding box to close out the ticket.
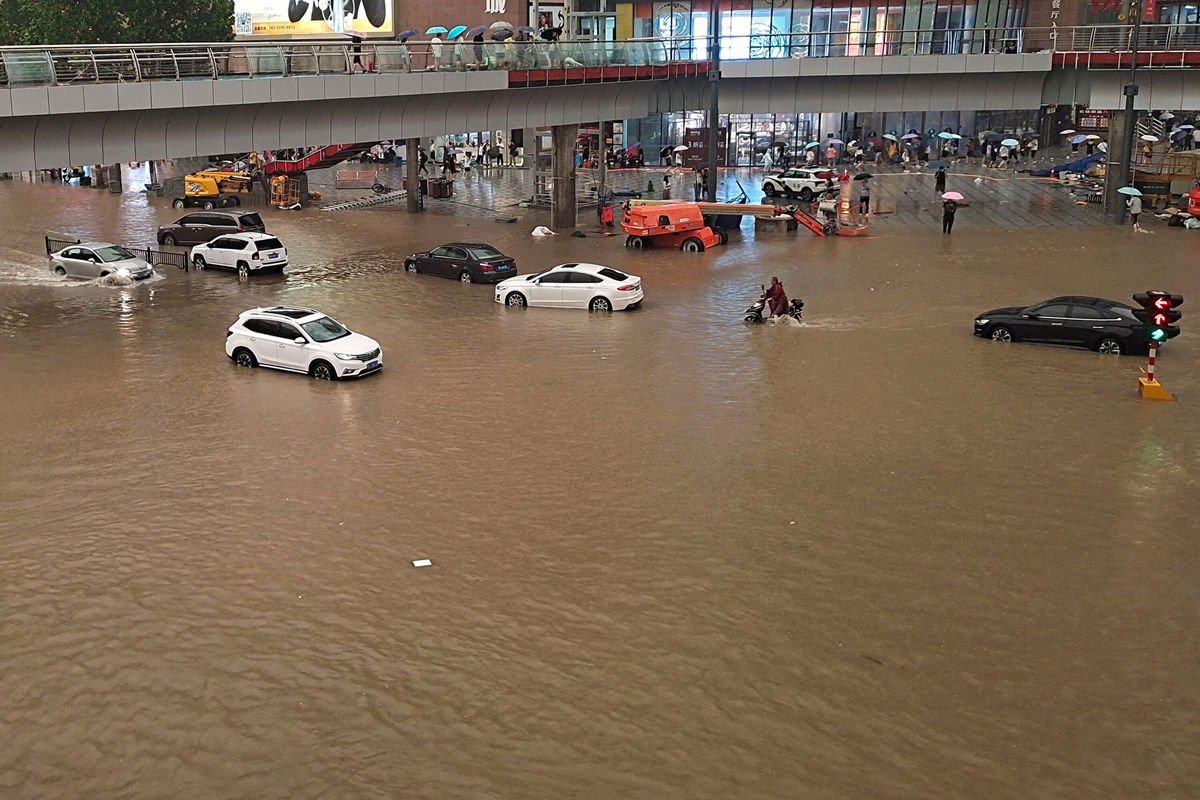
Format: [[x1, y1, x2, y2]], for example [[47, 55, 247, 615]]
[[1045, 295, 1123, 307], [240, 306, 323, 321], [548, 262, 630, 276], [75, 242, 120, 249], [221, 232, 276, 240], [439, 242, 500, 249]]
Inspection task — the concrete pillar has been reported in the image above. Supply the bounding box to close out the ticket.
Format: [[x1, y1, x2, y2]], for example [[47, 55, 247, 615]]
[[106, 164, 123, 193], [1103, 109, 1130, 218], [551, 123, 578, 230], [92, 164, 105, 188], [406, 138, 421, 213]]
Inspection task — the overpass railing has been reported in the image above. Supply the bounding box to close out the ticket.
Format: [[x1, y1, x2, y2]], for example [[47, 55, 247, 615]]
[[2, 25, 1199, 89]]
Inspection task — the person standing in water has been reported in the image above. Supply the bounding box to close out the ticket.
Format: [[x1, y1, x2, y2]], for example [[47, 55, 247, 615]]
[[934, 167, 947, 194], [942, 198, 959, 234]]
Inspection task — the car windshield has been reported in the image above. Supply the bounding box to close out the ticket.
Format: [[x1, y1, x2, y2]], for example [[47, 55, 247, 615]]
[[301, 316, 351, 342], [467, 246, 504, 259], [95, 245, 135, 262]]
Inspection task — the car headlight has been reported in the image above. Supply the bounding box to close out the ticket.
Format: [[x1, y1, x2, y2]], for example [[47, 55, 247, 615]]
[[975, 318, 989, 325], [333, 353, 356, 360]]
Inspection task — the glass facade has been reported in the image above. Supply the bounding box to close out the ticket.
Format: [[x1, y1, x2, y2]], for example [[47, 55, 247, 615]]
[[633, 0, 1030, 57]]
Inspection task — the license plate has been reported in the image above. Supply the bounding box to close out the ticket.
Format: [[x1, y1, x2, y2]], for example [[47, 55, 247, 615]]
[[365, 361, 379, 369], [268, 253, 278, 259]]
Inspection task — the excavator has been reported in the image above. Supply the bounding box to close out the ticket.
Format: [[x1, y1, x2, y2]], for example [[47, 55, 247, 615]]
[[172, 170, 256, 209]]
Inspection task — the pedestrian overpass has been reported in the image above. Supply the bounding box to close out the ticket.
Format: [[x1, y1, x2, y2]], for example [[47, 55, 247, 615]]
[[0, 26, 1197, 172]]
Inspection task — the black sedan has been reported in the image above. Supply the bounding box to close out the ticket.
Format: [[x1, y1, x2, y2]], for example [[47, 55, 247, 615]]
[[404, 243, 517, 284], [973, 296, 1149, 355]]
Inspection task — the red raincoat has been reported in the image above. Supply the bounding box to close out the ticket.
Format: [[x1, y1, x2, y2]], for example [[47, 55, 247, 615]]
[[765, 282, 788, 317]]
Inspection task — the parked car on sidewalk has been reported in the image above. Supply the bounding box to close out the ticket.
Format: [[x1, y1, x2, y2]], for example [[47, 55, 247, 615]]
[[495, 263, 643, 311], [973, 295, 1151, 355], [404, 243, 517, 283], [49, 242, 154, 281], [157, 211, 266, 246], [761, 168, 836, 201], [190, 232, 287, 276], [225, 306, 383, 380]]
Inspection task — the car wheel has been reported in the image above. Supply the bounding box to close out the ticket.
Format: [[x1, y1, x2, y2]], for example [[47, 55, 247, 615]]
[[590, 296, 613, 312], [162, 234, 177, 246], [717, 228, 729, 245], [1095, 337, 1123, 355], [193, 255, 206, 270], [172, 199, 186, 209], [53, 266, 66, 276], [228, 196, 241, 207], [989, 325, 1014, 342], [681, 237, 704, 252], [233, 348, 257, 368], [762, 183, 777, 197], [459, 271, 473, 283], [311, 360, 337, 381], [405, 260, 418, 273], [625, 235, 646, 249], [505, 292, 527, 307], [799, 187, 814, 201], [237, 262, 250, 277], [202, 200, 216, 210]]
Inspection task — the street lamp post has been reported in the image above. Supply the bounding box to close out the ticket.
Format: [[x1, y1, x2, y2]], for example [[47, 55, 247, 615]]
[[705, 0, 721, 202], [1114, 0, 1143, 225]]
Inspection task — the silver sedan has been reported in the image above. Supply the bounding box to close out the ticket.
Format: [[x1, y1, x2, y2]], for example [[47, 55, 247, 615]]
[[50, 242, 154, 280]]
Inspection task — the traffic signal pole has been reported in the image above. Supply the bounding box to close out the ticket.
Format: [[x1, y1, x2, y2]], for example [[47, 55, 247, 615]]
[[1133, 291, 1184, 400]]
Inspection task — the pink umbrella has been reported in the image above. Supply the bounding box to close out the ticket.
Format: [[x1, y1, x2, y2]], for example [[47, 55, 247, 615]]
[[941, 191, 964, 201]]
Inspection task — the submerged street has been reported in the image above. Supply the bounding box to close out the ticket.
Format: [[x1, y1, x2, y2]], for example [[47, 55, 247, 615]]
[[1, 174, 1198, 798]]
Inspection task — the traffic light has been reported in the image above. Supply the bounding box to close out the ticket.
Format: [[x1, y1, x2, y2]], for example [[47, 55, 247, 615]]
[[1132, 291, 1184, 343]]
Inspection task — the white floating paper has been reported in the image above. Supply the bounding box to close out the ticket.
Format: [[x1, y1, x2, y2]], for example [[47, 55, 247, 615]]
[[412, 559, 432, 568]]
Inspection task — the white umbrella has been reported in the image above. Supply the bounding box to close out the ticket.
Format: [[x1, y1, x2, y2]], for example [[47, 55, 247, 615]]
[[1084, 134, 1101, 140], [489, 21, 513, 30], [1140, 134, 1159, 142], [1059, 129, 1076, 135], [672, 145, 689, 152], [1001, 138, 1020, 146]]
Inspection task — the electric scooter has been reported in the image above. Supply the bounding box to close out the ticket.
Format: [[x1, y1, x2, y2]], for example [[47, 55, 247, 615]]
[[743, 285, 804, 324]]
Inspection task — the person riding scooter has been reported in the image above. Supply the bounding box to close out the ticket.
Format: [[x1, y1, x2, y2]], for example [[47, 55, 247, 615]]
[[765, 277, 788, 318]]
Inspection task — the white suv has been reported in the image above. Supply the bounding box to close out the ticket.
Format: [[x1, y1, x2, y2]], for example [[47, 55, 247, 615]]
[[225, 306, 383, 380], [191, 232, 287, 276], [761, 168, 836, 201]]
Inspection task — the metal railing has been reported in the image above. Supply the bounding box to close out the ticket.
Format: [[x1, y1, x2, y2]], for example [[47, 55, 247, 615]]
[[3, 25, 1200, 89]]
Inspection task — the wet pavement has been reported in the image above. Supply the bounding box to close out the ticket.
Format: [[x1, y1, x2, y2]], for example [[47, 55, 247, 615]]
[[0, 170, 1198, 800]]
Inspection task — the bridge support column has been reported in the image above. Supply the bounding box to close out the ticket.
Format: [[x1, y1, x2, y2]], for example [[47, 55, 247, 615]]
[[1104, 109, 1131, 219], [551, 123, 577, 230], [406, 138, 421, 213]]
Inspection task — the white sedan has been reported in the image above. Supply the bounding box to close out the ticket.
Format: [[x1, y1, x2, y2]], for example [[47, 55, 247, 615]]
[[50, 242, 154, 281], [495, 263, 643, 312], [761, 168, 836, 201]]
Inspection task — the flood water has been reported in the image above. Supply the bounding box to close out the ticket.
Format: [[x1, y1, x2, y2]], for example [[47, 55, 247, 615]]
[[1, 176, 1198, 799]]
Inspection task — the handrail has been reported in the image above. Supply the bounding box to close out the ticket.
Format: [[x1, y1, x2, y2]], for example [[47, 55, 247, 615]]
[[3, 26, 1200, 89]]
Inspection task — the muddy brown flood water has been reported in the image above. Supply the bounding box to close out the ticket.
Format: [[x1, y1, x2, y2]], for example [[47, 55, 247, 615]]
[[1, 178, 1198, 799]]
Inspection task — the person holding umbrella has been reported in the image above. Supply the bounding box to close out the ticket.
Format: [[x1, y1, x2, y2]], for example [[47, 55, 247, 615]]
[[1119, 187, 1145, 231], [941, 191, 965, 234]]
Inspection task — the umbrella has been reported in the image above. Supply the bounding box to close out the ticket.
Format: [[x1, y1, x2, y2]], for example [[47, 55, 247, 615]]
[[983, 132, 1005, 141], [1098, 142, 1108, 153], [448, 25, 468, 39], [396, 29, 417, 39], [828, 138, 845, 145], [928, 161, 949, 169], [1179, 124, 1195, 130], [1001, 138, 1019, 146], [1070, 134, 1087, 144], [853, 173, 873, 181], [938, 132, 963, 140], [941, 191, 964, 201], [1059, 128, 1076, 135], [1140, 134, 1160, 142], [539, 27, 563, 40], [425, 26, 448, 34], [465, 26, 486, 37], [804, 142, 820, 149], [342, 30, 365, 38], [846, 139, 859, 148], [489, 21, 513, 30], [672, 145, 689, 152], [882, 133, 898, 141], [517, 26, 536, 33], [490, 30, 512, 41], [1084, 134, 1101, 140], [901, 132, 920, 140], [1116, 186, 1142, 196], [1160, 111, 1175, 120]]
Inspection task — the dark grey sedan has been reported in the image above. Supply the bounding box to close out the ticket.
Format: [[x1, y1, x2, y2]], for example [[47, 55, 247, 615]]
[[404, 243, 517, 284]]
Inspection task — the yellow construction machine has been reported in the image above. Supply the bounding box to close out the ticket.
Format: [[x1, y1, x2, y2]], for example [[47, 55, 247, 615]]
[[172, 170, 255, 209]]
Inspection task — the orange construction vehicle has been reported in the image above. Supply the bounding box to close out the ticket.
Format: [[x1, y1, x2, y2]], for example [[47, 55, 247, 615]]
[[620, 202, 724, 251]]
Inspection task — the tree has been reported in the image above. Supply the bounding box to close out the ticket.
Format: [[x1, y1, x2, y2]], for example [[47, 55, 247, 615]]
[[0, 0, 234, 46]]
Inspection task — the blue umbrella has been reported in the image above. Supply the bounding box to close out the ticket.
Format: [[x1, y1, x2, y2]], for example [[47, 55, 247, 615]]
[[1179, 124, 1196, 130], [425, 26, 448, 35], [1001, 138, 1019, 146], [936, 132, 960, 140], [448, 25, 468, 39], [465, 26, 486, 37], [804, 141, 820, 149], [1070, 134, 1087, 144], [1116, 186, 1142, 196], [396, 29, 417, 39]]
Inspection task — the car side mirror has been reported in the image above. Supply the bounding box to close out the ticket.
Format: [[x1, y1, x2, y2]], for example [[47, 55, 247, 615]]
[[293, 337, 306, 344]]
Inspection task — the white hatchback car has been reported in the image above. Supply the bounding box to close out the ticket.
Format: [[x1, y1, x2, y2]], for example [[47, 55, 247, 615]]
[[761, 168, 836, 201], [225, 306, 383, 380], [494, 263, 643, 312], [191, 232, 287, 276]]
